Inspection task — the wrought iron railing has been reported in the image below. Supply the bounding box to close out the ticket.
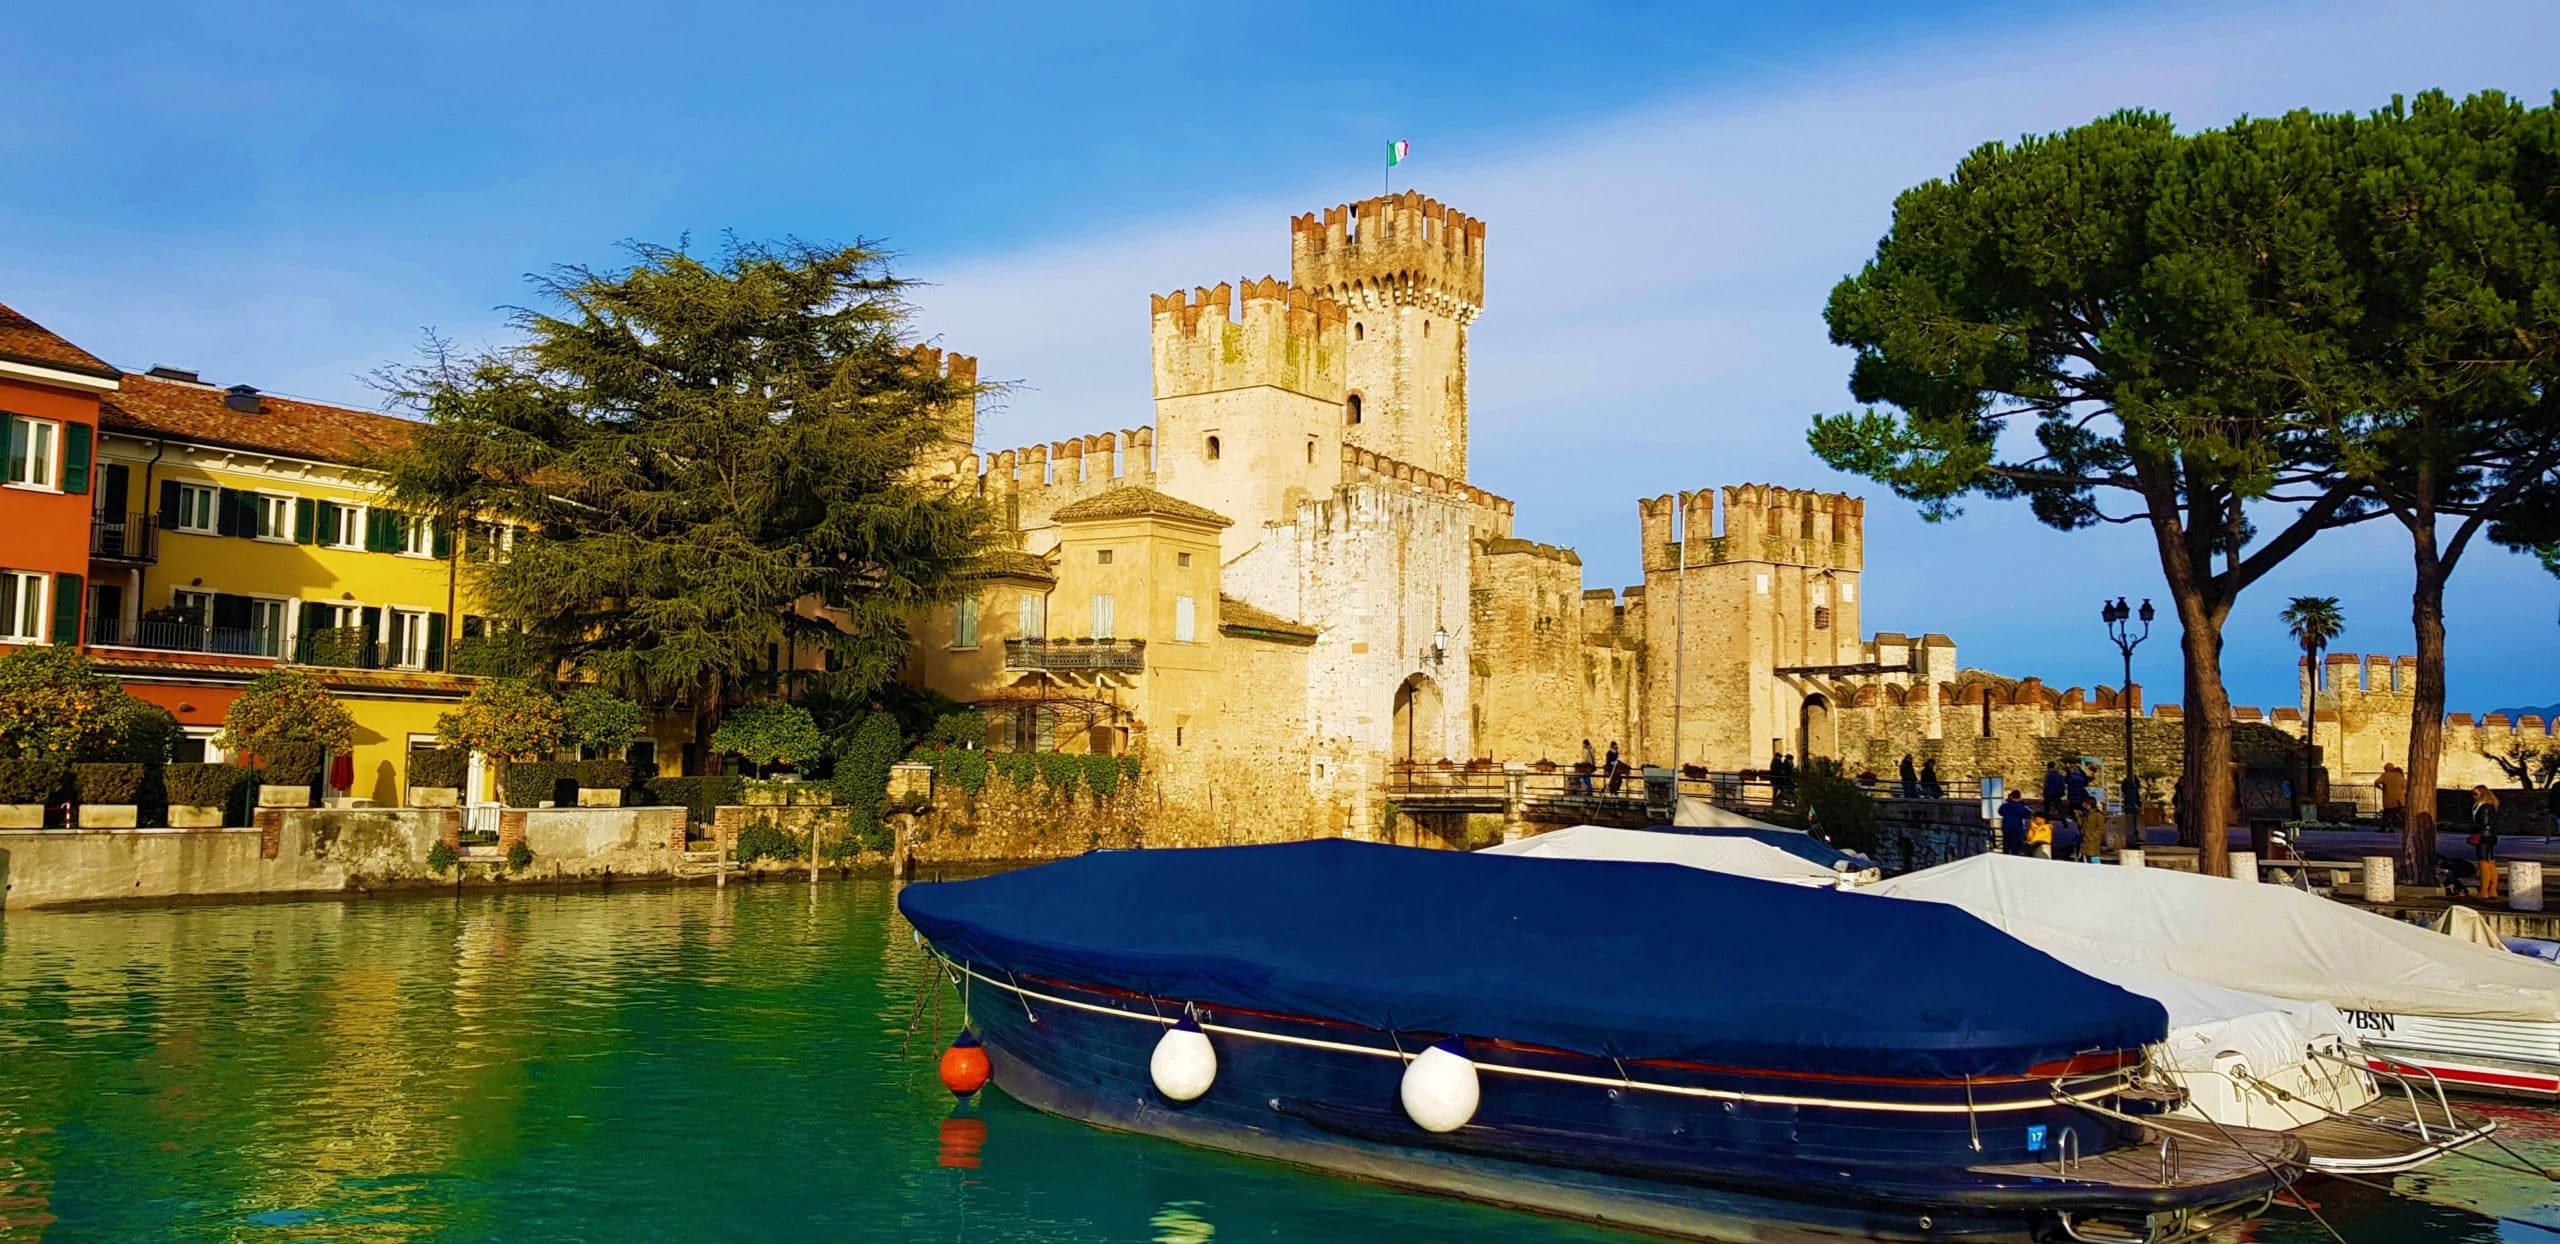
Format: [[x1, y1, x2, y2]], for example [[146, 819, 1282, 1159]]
[[292, 626, 382, 669], [87, 615, 281, 657], [90, 511, 157, 563], [1004, 638, 1145, 672]]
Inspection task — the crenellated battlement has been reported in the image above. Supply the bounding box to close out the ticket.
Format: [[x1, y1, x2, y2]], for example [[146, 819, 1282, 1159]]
[[1639, 484, 1865, 572], [1151, 277, 1346, 401], [1341, 444, 1513, 517], [964, 427, 1158, 531], [1476, 536, 1581, 566], [1289, 191, 1486, 316], [2305, 652, 2419, 698]]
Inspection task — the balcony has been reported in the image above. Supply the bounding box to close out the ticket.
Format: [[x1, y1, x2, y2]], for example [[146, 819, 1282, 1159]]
[[91, 511, 157, 563], [292, 626, 384, 670], [1004, 637, 1145, 672], [88, 615, 281, 658]]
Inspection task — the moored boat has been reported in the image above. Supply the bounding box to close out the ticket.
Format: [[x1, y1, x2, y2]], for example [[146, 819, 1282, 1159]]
[[900, 841, 2304, 1242]]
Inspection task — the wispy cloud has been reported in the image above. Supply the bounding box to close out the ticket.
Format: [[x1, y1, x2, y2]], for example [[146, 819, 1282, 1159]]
[[915, 0, 2560, 710]]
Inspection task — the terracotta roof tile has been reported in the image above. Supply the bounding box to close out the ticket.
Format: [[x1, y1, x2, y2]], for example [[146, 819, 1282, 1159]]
[[1218, 595, 1317, 643], [1050, 485, 1232, 528], [0, 301, 117, 380], [962, 549, 1057, 582], [101, 372, 420, 466]]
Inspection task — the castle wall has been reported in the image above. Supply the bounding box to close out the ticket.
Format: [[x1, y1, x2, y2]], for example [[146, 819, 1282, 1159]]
[[2310, 652, 2542, 795], [1291, 193, 1484, 481], [1150, 278, 1348, 559]]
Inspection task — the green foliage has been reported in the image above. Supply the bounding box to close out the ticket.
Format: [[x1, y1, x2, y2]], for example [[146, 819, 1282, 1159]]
[[1080, 752, 1122, 800], [830, 711, 902, 811], [218, 669, 356, 759], [915, 745, 989, 796], [2280, 597, 2346, 659], [990, 751, 1038, 790], [446, 630, 548, 679], [560, 687, 648, 754], [643, 775, 748, 822], [0, 646, 126, 762], [503, 762, 574, 808], [1119, 755, 1141, 785], [505, 840, 533, 872], [927, 711, 987, 749], [0, 757, 67, 804], [300, 627, 373, 670], [572, 757, 636, 793], [734, 820, 802, 863], [258, 742, 324, 786], [378, 236, 1002, 711], [407, 747, 469, 789], [437, 679, 566, 762], [713, 702, 825, 773], [164, 763, 249, 808], [427, 840, 458, 875], [72, 763, 143, 805], [87, 696, 179, 765], [1798, 757, 1881, 857], [1037, 752, 1082, 800]]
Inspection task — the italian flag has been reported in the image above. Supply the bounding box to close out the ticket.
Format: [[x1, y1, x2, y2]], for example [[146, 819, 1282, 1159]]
[[1388, 140, 1410, 167]]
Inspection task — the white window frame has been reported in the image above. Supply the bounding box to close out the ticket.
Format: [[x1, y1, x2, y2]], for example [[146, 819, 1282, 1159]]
[[4, 415, 60, 491], [322, 502, 364, 549], [1174, 595, 1196, 643], [399, 515, 434, 558], [254, 492, 294, 542], [246, 597, 289, 657], [385, 607, 430, 669], [174, 483, 217, 533], [0, 570, 46, 642], [950, 596, 980, 649], [1018, 592, 1045, 640]]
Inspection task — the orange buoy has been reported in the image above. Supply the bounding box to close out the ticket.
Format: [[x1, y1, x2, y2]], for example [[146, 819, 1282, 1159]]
[[940, 1031, 991, 1097]]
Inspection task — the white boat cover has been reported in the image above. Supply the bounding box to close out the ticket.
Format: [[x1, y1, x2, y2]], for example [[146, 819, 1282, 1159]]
[[1870, 854, 2560, 1024], [1674, 795, 1782, 829], [1481, 824, 1848, 887]]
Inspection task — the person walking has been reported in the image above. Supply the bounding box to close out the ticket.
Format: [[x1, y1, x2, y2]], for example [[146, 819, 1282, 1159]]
[[2041, 762, 2066, 818], [1919, 758, 1942, 800], [1998, 790, 2034, 856], [1604, 741, 1624, 796], [2077, 795, 2108, 862], [2378, 763, 2409, 830], [1898, 753, 1919, 798], [1577, 739, 1597, 796], [2471, 786, 2503, 902]]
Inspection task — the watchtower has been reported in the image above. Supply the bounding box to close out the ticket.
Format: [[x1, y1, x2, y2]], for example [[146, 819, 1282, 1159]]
[[1289, 192, 1485, 481], [1149, 277, 1347, 552]]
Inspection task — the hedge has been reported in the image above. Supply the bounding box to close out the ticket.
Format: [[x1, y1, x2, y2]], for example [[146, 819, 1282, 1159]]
[[258, 742, 324, 786], [503, 761, 575, 808], [73, 763, 146, 805], [573, 758, 637, 793], [164, 763, 250, 808], [0, 757, 68, 804], [643, 775, 747, 822], [407, 747, 469, 789]]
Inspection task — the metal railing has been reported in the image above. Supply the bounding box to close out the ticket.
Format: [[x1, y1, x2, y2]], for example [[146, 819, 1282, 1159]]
[[1004, 638, 1145, 672], [90, 511, 157, 562], [292, 627, 382, 670], [87, 615, 282, 657]]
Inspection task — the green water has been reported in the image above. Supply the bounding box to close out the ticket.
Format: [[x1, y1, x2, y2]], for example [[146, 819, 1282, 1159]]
[[0, 881, 2554, 1243]]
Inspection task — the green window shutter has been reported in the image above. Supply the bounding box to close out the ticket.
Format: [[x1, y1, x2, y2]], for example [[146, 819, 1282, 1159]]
[[366, 509, 396, 553], [61, 423, 91, 494], [51, 572, 81, 645], [430, 517, 453, 559], [315, 500, 338, 543], [359, 606, 383, 666], [216, 488, 246, 537], [158, 480, 182, 528], [426, 612, 448, 671], [1, 417, 18, 480], [294, 497, 316, 544]]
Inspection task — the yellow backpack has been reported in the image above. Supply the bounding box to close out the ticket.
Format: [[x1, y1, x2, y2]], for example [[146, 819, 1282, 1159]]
[[2027, 816, 2054, 846]]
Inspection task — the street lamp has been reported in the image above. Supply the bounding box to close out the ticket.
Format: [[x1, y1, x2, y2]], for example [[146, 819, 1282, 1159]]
[[2102, 597, 2155, 820]]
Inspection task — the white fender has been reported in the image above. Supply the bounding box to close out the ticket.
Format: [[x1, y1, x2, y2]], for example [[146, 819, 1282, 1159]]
[[1400, 1037, 1480, 1133], [1150, 1015, 1217, 1102]]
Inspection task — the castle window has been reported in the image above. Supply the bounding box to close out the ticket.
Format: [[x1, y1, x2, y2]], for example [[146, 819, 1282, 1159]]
[[1177, 551, 1191, 568], [1353, 321, 1365, 341], [1346, 394, 1363, 425], [1206, 436, 1221, 461], [1306, 440, 1315, 464], [1096, 549, 1113, 565], [1814, 605, 1831, 631], [1423, 319, 1431, 338]]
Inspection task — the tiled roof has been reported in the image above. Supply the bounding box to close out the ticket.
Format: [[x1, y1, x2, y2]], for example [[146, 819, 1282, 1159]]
[[1218, 595, 1317, 643], [0, 301, 118, 380], [101, 371, 421, 466], [1050, 485, 1231, 528], [88, 649, 473, 697], [963, 549, 1057, 582]]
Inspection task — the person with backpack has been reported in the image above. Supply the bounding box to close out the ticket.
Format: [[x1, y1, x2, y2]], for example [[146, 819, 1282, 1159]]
[[1998, 790, 2034, 856]]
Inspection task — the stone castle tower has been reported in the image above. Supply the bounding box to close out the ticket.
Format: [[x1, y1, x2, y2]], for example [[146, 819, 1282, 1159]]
[[1290, 192, 1485, 481], [1149, 277, 1348, 557]]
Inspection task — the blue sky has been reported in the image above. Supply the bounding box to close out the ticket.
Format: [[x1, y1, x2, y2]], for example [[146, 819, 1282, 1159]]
[[5, 0, 2556, 713]]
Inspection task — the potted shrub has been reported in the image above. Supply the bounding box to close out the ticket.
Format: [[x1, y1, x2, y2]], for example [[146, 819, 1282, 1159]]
[[1532, 758, 1557, 774], [164, 763, 248, 827], [407, 747, 468, 807], [74, 763, 146, 827], [710, 702, 824, 779], [574, 758, 633, 807], [0, 757, 65, 829], [216, 670, 356, 809], [437, 679, 568, 808], [257, 743, 324, 807], [502, 761, 574, 809]]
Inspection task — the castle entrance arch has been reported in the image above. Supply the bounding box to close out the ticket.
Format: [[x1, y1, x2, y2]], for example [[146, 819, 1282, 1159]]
[[1799, 692, 1836, 764], [1393, 674, 1444, 765]]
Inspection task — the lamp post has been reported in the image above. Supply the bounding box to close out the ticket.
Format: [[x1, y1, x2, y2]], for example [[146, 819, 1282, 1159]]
[[2102, 597, 2154, 821]]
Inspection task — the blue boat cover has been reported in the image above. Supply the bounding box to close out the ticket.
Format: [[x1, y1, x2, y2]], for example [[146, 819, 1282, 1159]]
[[899, 840, 2166, 1079]]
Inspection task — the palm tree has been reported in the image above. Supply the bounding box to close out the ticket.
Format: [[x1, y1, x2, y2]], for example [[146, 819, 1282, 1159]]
[[2280, 596, 2346, 811]]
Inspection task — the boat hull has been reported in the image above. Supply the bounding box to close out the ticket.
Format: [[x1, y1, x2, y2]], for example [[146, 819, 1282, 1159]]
[[946, 960, 2292, 1243], [2344, 1010, 2560, 1099]]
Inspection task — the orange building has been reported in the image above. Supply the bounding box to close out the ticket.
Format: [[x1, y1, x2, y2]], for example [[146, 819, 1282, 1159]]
[[0, 303, 118, 652]]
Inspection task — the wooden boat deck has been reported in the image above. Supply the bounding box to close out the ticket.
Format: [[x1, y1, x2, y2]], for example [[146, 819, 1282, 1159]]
[[2291, 1098, 2495, 1173], [1970, 1122, 2301, 1196]]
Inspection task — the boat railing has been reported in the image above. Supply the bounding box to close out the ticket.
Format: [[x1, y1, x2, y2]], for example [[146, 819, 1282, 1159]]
[[2313, 1047, 2453, 1140], [2157, 1130, 2181, 1184], [2055, 1124, 2082, 1176]]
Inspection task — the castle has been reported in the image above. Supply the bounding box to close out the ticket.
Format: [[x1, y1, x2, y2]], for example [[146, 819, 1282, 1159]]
[[903, 191, 2549, 835]]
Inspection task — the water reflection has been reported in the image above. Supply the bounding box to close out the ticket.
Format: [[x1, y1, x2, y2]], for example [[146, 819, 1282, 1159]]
[[0, 882, 2553, 1242]]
